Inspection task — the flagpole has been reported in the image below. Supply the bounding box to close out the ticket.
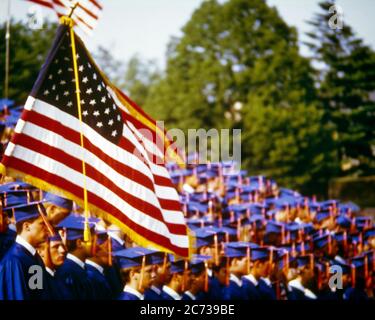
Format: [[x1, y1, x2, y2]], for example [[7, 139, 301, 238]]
[[60, 2, 91, 242], [4, 0, 11, 99]]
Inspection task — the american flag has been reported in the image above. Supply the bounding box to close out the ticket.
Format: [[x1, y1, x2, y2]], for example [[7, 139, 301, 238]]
[[0, 24, 190, 257], [26, 0, 103, 34]]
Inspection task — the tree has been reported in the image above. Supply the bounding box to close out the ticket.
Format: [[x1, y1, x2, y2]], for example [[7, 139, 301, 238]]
[[0, 20, 58, 104], [242, 103, 338, 195], [145, 0, 316, 132], [306, 1, 375, 176]]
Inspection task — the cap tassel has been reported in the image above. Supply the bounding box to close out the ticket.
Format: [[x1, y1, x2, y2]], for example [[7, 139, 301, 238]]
[[83, 218, 91, 243], [0, 206, 5, 233], [351, 264, 356, 288], [138, 254, 146, 292], [37, 203, 55, 237], [108, 236, 112, 267], [246, 247, 251, 275], [214, 234, 219, 266], [181, 260, 189, 292], [237, 218, 241, 241], [204, 261, 209, 293], [364, 255, 368, 280], [309, 254, 314, 271], [225, 257, 230, 287], [343, 231, 348, 255], [269, 247, 273, 265], [328, 234, 332, 255]]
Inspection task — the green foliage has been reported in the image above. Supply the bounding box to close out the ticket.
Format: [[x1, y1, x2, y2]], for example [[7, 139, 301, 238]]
[[145, 0, 316, 132], [242, 103, 338, 194], [306, 1, 375, 177], [0, 20, 58, 104]]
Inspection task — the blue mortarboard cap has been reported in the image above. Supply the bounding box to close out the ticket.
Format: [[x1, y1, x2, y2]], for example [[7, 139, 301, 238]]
[[187, 201, 208, 214], [114, 247, 155, 269], [355, 216, 372, 231], [57, 215, 95, 240], [249, 214, 265, 228], [297, 255, 313, 268], [251, 247, 270, 261], [0, 181, 37, 192], [316, 210, 331, 223], [313, 234, 331, 249], [364, 227, 375, 239], [2, 190, 35, 208], [148, 251, 167, 265], [0, 98, 14, 108], [224, 245, 247, 258], [5, 202, 43, 223], [48, 233, 63, 242], [333, 231, 350, 243], [295, 241, 311, 253], [265, 221, 285, 235], [43, 192, 73, 211], [170, 259, 188, 273], [336, 215, 351, 229], [351, 256, 365, 269], [190, 254, 210, 274]]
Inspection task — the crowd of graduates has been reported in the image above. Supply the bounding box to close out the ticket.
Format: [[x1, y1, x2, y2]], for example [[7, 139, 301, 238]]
[[0, 98, 374, 300]]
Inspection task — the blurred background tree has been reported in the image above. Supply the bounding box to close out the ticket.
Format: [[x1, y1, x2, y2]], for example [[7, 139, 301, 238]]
[[0, 20, 57, 105], [306, 0, 375, 178]]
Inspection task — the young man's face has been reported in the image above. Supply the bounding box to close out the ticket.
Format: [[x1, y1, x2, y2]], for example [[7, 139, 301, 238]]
[[27, 216, 48, 246], [140, 265, 156, 291], [49, 240, 66, 267]]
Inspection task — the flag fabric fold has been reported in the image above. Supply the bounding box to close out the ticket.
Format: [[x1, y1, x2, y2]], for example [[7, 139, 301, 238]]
[[0, 24, 190, 257]]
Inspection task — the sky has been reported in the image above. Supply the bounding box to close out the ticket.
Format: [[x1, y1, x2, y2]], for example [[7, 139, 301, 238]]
[[1, 0, 375, 68]]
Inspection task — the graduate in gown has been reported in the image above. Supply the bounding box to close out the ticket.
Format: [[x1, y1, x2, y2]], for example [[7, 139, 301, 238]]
[[85, 230, 113, 299], [160, 259, 189, 300], [55, 215, 96, 300], [37, 233, 71, 300], [115, 247, 156, 300], [0, 203, 50, 300], [144, 252, 170, 300]]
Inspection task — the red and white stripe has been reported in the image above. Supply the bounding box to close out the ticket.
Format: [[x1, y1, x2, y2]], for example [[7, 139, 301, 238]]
[[3, 96, 189, 256], [26, 0, 102, 34]]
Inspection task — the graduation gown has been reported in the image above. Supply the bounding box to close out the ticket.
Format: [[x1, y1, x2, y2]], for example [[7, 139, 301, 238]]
[[227, 275, 246, 300], [242, 276, 261, 300], [144, 286, 162, 300], [258, 278, 276, 300], [0, 228, 16, 261], [44, 269, 72, 300], [118, 291, 142, 300], [86, 263, 113, 300], [206, 277, 230, 300], [0, 242, 48, 300], [104, 263, 123, 297], [56, 257, 94, 300]]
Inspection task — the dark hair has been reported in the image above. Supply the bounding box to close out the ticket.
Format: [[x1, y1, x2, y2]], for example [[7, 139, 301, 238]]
[[15, 216, 39, 234], [65, 239, 79, 252], [121, 266, 141, 284]]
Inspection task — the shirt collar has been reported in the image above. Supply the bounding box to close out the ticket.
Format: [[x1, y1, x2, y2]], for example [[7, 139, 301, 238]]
[[46, 267, 55, 277], [243, 274, 258, 286], [162, 285, 182, 300], [230, 273, 242, 287], [207, 268, 213, 277], [86, 259, 104, 274], [288, 278, 317, 299], [67, 253, 85, 269], [16, 235, 36, 256], [151, 285, 161, 295], [184, 291, 196, 300], [8, 224, 16, 232], [261, 277, 272, 287], [124, 285, 144, 300]]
